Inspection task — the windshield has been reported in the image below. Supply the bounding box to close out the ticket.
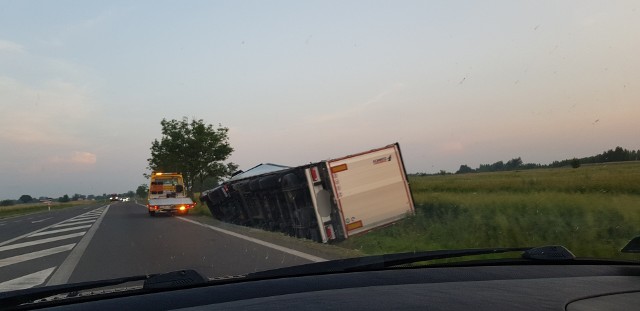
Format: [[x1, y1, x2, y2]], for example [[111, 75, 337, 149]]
[[1, 0, 639, 295]]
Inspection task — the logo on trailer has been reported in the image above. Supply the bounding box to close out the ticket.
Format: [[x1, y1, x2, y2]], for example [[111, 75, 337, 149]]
[[373, 155, 392, 165]]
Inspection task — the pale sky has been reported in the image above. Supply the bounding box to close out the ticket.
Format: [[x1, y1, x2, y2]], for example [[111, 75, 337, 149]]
[[1, 1, 639, 199]]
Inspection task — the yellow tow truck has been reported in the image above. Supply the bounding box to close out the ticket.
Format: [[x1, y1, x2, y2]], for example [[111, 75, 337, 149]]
[[147, 172, 196, 216]]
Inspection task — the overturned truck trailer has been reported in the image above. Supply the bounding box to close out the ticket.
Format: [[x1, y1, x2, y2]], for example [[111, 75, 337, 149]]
[[200, 143, 415, 243]]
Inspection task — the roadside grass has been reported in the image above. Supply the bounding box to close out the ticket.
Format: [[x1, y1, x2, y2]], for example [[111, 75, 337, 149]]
[[338, 162, 640, 260], [0, 200, 99, 219], [191, 193, 212, 217]]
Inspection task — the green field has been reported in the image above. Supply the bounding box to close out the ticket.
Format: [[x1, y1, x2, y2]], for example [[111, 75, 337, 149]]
[[0, 200, 98, 219], [338, 162, 640, 260]]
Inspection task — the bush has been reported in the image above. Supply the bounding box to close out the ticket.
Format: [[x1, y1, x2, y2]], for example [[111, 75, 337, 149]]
[[571, 158, 581, 168], [58, 194, 70, 203]]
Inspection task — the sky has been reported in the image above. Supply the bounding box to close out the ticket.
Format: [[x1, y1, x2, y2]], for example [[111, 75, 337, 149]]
[[1, 1, 639, 199]]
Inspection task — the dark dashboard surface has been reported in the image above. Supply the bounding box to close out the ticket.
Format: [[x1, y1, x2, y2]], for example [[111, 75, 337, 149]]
[[38, 264, 640, 310]]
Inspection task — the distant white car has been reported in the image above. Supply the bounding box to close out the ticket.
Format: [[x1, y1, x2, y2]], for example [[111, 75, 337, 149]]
[[122, 197, 130, 202]]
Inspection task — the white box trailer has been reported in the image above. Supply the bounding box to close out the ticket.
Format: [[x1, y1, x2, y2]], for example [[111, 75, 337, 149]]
[[201, 143, 415, 243]]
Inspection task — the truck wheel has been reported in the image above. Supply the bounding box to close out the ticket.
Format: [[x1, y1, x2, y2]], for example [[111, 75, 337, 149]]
[[149, 211, 156, 216]]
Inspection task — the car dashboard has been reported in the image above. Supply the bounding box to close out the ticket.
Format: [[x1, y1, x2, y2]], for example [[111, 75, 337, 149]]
[[19, 262, 638, 310]]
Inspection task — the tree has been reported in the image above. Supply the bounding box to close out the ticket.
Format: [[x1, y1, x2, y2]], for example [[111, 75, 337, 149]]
[[570, 158, 581, 168], [136, 184, 148, 198], [491, 161, 505, 171], [19, 195, 33, 204], [147, 117, 237, 196], [58, 194, 70, 202], [455, 165, 474, 174], [0, 200, 14, 206], [505, 157, 523, 170], [192, 176, 219, 193]]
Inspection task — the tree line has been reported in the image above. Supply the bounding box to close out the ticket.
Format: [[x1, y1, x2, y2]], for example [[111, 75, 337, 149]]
[[0, 192, 138, 207], [451, 146, 639, 175]]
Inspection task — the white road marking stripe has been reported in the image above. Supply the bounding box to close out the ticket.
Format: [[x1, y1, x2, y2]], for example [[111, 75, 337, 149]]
[[69, 215, 100, 221], [0, 206, 106, 247], [64, 217, 99, 223], [52, 220, 96, 228], [176, 217, 326, 263], [47, 205, 110, 285], [68, 212, 103, 220], [0, 231, 85, 252], [0, 267, 56, 292], [28, 225, 92, 237], [72, 212, 102, 218], [31, 217, 52, 224], [79, 212, 102, 216], [0, 232, 85, 252], [0, 244, 75, 268]]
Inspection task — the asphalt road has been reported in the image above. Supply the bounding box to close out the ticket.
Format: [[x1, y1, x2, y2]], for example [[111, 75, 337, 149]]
[[0, 201, 327, 292]]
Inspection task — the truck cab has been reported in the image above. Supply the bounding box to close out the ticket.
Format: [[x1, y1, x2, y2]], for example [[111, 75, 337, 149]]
[[147, 172, 195, 216]]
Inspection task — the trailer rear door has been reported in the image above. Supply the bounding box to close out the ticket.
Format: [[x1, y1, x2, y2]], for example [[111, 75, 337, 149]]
[[328, 143, 414, 237]]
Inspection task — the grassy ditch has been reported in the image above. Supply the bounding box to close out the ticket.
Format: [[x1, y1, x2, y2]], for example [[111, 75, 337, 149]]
[[191, 192, 212, 216], [338, 162, 640, 260]]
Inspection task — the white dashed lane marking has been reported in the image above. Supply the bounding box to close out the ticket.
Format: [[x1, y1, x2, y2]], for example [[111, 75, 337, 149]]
[[0, 244, 76, 268], [0, 267, 56, 293], [0, 206, 108, 292], [28, 225, 93, 237], [0, 232, 85, 252], [52, 220, 96, 228]]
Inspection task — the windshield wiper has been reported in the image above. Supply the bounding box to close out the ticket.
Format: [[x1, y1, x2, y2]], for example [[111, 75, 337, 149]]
[[248, 245, 576, 279], [0, 269, 206, 308], [622, 236, 640, 253]]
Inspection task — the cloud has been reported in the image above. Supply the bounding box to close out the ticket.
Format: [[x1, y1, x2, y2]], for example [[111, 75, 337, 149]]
[[439, 141, 465, 154], [49, 151, 97, 165], [0, 39, 24, 53], [0, 76, 98, 146], [310, 82, 406, 124], [38, 9, 119, 48]]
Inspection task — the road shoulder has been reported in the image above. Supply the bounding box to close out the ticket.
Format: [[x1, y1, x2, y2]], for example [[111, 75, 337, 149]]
[[178, 215, 363, 261]]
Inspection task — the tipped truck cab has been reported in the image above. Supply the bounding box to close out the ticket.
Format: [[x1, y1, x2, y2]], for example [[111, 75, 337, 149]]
[[147, 172, 195, 216]]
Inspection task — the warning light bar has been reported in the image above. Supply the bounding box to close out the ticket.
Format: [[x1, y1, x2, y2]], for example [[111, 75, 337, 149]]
[[152, 172, 181, 176]]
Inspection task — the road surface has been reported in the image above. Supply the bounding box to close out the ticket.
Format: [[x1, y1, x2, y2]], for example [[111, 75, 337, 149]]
[[0, 201, 331, 292]]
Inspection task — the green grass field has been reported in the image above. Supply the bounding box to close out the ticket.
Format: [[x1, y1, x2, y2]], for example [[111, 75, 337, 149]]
[[338, 162, 640, 260]]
